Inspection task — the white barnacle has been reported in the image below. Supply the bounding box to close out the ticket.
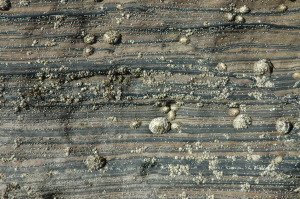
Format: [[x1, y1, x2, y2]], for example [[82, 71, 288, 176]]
[[233, 114, 252, 129], [238, 5, 250, 14], [276, 118, 292, 134], [149, 117, 170, 134], [103, 30, 122, 44], [179, 36, 190, 45], [253, 59, 273, 75], [83, 34, 96, 44], [235, 15, 245, 23]]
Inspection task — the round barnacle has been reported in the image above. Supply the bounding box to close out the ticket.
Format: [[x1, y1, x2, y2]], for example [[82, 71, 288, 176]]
[[85, 155, 106, 171], [253, 59, 273, 75], [216, 62, 227, 71], [292, 72, 300, 79], [276, 118, 292, 134], [235, 15, 245, 23], [149, 117, 170, 134], [171, 122, 179, 130], [83, 46, 95, 56], [277, 4, 288, 12], [160, 106, 170, 113], [103, 30, 122, 45], [238, 5, 250, 14], [233, 114, 252, 129], [224, 12, 235, 21], [171, 122, 181, 131], [130, 120, 142, 129], [83, 34, 96, 44], [228, 108, 240, 117], [179, 36, 190, 45], [167, 110, 176, 121], [0, 0, 11, 11]]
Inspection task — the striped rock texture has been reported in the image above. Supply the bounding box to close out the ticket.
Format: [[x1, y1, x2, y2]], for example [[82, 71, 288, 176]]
[[0, 0, 299, 198]]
